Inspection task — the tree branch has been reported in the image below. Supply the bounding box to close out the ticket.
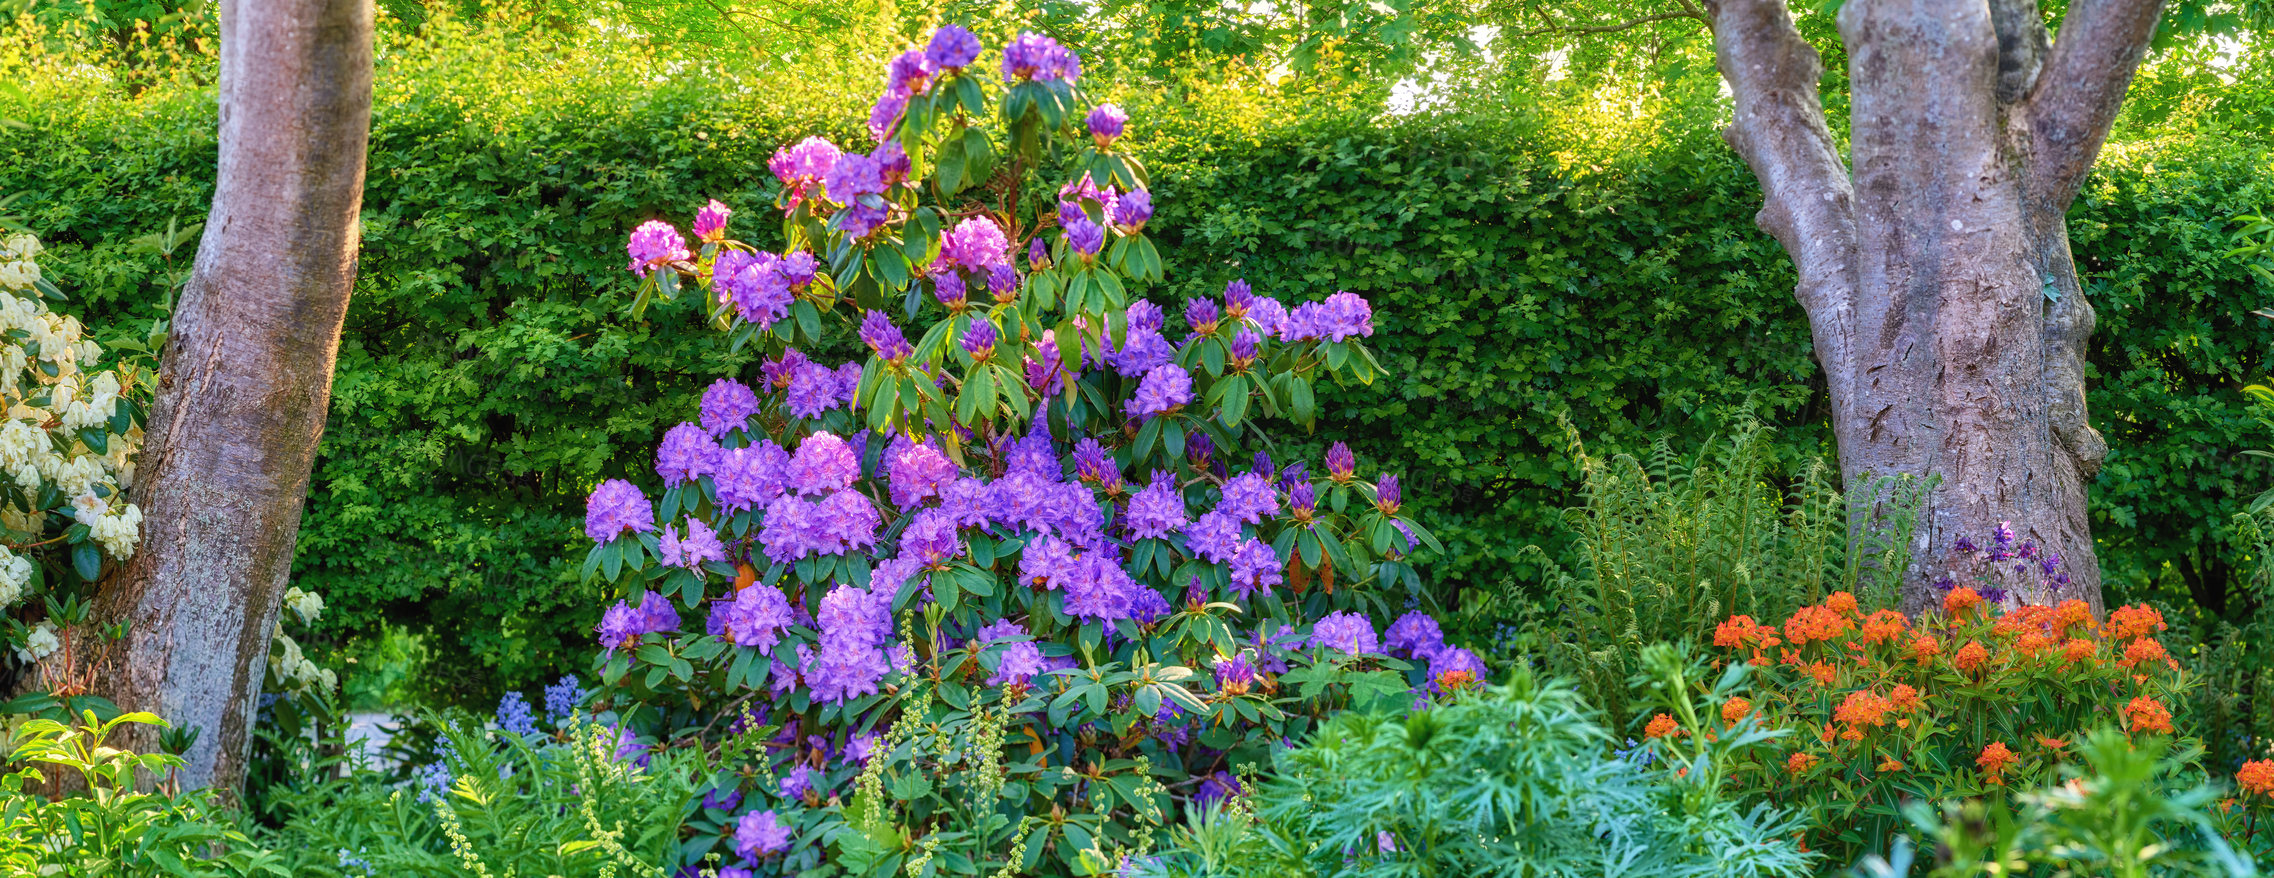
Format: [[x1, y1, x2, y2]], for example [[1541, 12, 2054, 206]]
[[1704, 0, 1860, 408], [1988, 0, 2049, 102], [2026, 0, 2165, 212]]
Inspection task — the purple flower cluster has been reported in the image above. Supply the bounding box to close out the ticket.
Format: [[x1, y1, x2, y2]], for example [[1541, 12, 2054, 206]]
[[887, 437, 957, 508], [1309, 611, 1380, 655], [584, 479, 653, 544], [1383, 610, 1490, 691], [626, 220, 689, 277], [693, 200, 732, 241], [711, 249, 793, 328], [1280, 291, 1374, 342], [660, 518, 727, 570], [926, 25, 981, 70], [708, 584, 795, 653], [656, 423, 718, 487], [769, 136, 842, 209], [935, 216, 1012, 274], [1228, 540, 1283, 599], [1124, 473, 1187, 539], [785, 359, 860, 418], [735, 810, 793, 858], [802, 584, 897, 703], [495, 691, 538, 736], [1065, 215, 1105, 257], [962, 318, 997, 360], [715, 441, 790, 512], [1001, 31, 1080, 84], [861, 310, 913, 361], [759, 492, 879, 563], [1112, 189, 1152, 233], [1088, 103, 1126, 144], [597, 592, 681, 651], [1385, 610, 1444, 658], [1326, 441, 1357, 481], [1125, 364, 1192, 419], [701, 378, 760, 438], [542, 675, 584, 721]]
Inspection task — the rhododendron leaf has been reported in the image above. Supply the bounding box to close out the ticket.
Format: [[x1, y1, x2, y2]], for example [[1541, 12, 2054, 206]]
[[600, 540, 624, 581], [72, 543, 100, 582], [1220, 380, 1250, 427]]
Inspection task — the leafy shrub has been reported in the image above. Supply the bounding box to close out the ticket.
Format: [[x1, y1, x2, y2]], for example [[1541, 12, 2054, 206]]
[[0, 711, 283, 876], [1854, 730, 2261, 878], [563, 24, 1474, 876], [253, 708, 703, 877], [1521, 423, 1924, 724], [0, 224, 153, 701], [1135, 667, 1815, 878], [6, 13, 2272, 706], [1694, 581, 2196, 861]]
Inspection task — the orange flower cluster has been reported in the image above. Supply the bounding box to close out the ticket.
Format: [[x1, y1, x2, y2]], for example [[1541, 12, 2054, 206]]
[[1784, 604, 1853, 647], [1859, 610, 1908, 644], [1644, 713, 1683, 739], [1993, 600, 2095, 640], [1709, 594, 2192, 832], [2240, 760, 2274, 798], [2124, 696, 2174, 736], [1952, 640, 1990, 673], [1907, 633, 1942, 664], [1436, 668, 1478, 693], [2117, 637, 2176, 673], [1715, 615, 1783, 661], [1977, 741, 2019, 783], [1832, 690, 1899, 740], [2106, 604, 2167, 640]]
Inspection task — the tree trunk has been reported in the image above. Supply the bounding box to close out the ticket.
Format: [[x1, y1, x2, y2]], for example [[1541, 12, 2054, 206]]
[[93, 0, 372, 793], [1707, 0, 2162, 612]]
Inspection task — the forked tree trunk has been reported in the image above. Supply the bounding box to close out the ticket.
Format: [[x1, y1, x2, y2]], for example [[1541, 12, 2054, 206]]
[[93, 0, 372, 792], [1707, 0, 2163, 611]]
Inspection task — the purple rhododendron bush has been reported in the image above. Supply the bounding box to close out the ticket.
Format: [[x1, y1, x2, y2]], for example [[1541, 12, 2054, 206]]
[[571, 26, 1481, 876]]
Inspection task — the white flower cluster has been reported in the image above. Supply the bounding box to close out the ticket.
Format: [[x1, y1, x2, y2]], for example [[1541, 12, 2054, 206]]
[[270, 586, 336, 695], [0, 546, 30, 608], [284, 585, 325, 625], [13, 619, 57, 663], [0, 233, 144, 612]]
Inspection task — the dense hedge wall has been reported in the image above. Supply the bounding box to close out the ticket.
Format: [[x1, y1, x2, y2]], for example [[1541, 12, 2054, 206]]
[[4, 40, 2269, 703]]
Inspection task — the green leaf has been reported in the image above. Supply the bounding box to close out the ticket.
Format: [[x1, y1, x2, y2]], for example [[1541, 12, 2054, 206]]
[[72, 543, 100, 581]]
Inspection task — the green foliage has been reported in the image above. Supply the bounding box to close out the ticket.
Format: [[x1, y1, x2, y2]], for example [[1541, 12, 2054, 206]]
[[1526, 423, 1923, 723], [0, 711, 285, 876], [253, 713, 702, 876], [1137, 667, 1815, 878], [1852, 729, 2261, 878], [4, 11, 2273, 709]]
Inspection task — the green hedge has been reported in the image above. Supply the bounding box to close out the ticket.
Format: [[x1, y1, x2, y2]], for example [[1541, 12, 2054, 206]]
[[5, 36, 2269, 704]]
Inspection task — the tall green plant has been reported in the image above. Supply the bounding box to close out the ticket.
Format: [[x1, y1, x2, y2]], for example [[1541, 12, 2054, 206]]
[[0, 711, 284, 876], [1535, 422, 1924, 724], [1136, 668, 1815, 878]]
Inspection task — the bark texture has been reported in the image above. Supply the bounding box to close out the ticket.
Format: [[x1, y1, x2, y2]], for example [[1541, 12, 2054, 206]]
[[93, 0, 372, 792], [1704, 0, 2163, 611]]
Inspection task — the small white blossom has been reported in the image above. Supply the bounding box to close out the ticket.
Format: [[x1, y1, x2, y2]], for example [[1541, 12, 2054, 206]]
[[15, 621, 59, 663]]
